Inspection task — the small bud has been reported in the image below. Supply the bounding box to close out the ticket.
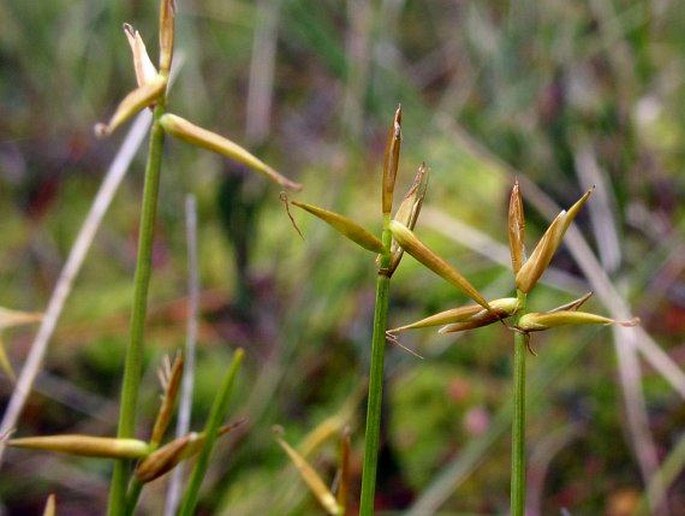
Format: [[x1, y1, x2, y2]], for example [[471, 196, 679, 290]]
[[275, 432, 342, 515], [95, 75, 167, 138], [123, 24, 158, 87], [382, 105, 402, 215], [518, 310, 639, 332], [291, 201, 385, 254], [508, 180, 526, 274], [515, 187, 594, 293], [159, 113, 302, 190], [388, 221, 491, 310], [388, 162, 429, 274], [42, 494, 56, 516], [158, 0, 175, 75], [149, 353, 184, 448], [390, 297, 519, 334], [8, 434, 150, 459]]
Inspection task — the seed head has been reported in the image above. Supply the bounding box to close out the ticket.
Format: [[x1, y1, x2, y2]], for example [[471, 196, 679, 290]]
[[515, 187, 594, 293], [382, 105, 402, 216]]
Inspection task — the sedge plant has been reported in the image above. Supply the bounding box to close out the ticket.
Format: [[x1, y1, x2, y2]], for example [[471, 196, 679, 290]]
[[94, 2, 298, 514], [3, 1, 298, 515], [387, 180, 638, 514], [289, 106, 428, 514]]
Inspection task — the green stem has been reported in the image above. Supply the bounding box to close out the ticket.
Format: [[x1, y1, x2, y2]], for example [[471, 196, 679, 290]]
[[510, 291, 528, 516], [108, 104, 166, 516], [359, 226, 392, 516], [179, 348, 244, 516]]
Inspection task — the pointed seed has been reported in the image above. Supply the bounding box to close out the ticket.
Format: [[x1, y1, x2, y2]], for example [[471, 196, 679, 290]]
[[8, 435, 150, 459], [159, 113, 302, 190], [388, 221, 490, 309], [518, 310, 639, 332], [382, 105, 402, 216], [291, 201, 385, 254], [508, 179, 526, 274]]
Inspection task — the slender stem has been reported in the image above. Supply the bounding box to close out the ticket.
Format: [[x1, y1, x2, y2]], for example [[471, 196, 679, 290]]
[[179, 348, 244, 516], [359, 225, 392, 516], [510, 290, 528, 516], [108, 104, 166, 516]]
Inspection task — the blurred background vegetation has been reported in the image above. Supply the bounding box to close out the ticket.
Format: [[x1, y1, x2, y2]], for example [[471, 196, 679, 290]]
[[1, 0, 684, 514]]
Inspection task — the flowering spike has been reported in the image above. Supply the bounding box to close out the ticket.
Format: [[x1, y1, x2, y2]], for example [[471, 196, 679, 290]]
[[274, 429, 341, 515], [291, 201, 385, 254], [123, 24, 158, 87], [438, 297, 520, 334], [388, 162, 429, 274], [382, 105, 402, 216], [518, 310, 639, 332], [159, 113, 302, 190], [388, 221, 491, 310], [95, 75, 167, 138], [515, 188, 594, 293], [158, 0, 175, 75], [515, 186, 593, 293], [7, 435, 150, 459], [508, 180, 526, 274]]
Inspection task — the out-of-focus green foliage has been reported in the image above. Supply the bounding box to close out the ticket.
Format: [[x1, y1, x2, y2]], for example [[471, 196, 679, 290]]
[[1, 0, 684, 514]]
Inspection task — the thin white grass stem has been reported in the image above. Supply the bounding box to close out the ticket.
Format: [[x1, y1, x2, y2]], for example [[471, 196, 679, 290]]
[[342, 0, 374, 138], [245, 0, 282, 145], [164, 195, 199, 516], [0, 110, 152, 467]]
